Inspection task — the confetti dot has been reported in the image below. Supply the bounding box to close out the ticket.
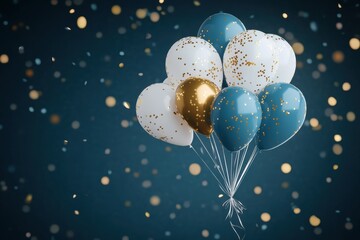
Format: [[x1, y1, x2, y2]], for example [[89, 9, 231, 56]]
[[105, 96, 116, 107], [101, 176, 110, 185], [282, 13, 288, 19], [342, 82, 351, 91], [333, 134, 342, 142], [333, 164, 339, 170], [189, 163, 201, 176], [309, 118, 319, 127], [281, 163, 292, 174], [309, 215, 321, 227], [327, 97, 337, 106], [49, 224, 60, 234], [145, 211, 150, 218], [201, 229, 209, 238], [69, 9, 75, 14], [111, 5, 122, 15], [74, 210, 80, 215], [254, 186, 262, 195], [123, 101, 130, 109], [150, 12, 160, 22], [346, 112, 356, 122], [136, 8, 148, 19], [0, 54, 9, 64], [292, 42, 304, 55], [261, 212, 271, 222], [332, 144, 343, 155], [29, 90, 40, 100], [293, 208, 301, 214], [332, 51, 344, 63], [150, 195, 161, 206], [193, 0, 201, 6], [349, 38, 360, 50], [77, 16, 87, 29]]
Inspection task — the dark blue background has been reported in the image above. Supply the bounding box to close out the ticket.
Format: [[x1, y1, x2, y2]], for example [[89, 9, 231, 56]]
[[0, 0, 359, 239]]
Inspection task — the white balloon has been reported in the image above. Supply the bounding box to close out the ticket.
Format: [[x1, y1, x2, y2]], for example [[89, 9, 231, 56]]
[[136, 83, 193, 146], [163, 78, 176, 88], [165, 36, 223, 89], [223, 30, 279, 94], [266, 34, 296, 83]]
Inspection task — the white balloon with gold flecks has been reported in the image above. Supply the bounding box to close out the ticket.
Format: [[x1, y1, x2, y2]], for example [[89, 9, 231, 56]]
[[266, 34, 296, 84], [163, 78, 176, 88], [165, 36, 223, 89], [223, 30, 280, 94], [136, 83, 193, 146]]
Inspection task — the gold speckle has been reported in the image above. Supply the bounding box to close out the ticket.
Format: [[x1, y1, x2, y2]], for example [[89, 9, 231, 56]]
[[309, 118, 319, 128], [123, 101, 130, 109], [201, 229, 209, 238]]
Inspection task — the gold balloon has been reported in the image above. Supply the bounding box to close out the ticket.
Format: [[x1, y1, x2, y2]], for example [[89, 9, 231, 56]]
[[176, 77, 220, 136]]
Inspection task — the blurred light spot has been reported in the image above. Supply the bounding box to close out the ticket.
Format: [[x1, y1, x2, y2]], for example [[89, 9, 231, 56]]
[[101, 176, 110, 185], [334, 134, 342, 142], [123, 101, 130, 109], [69, 9, 75, 14], [292, 42, 304, 55], [282, 13, 288, 19], [74, 210, 80, 215], [29, 90, 40, 100], [77, 16, 87, 29], [254, 186, 262, 195], [349, 38, 360, 50], [333, 164, 339, 170], [50, 114, 61, 124], [281, 163, 292, 174], [150, 195, 161, 206], [261, 212, 271, 222], [145, 211, 150, 218], [342, 82, 351, 91], [111, 5, 122, 15], [292, 191, 299, 199], [201, 229, 209, 238], [48, 164, 56, 172], [189, 163, 201, 175], [25, 194, 33, 204], [49, 224, 60, 234], [332, 51, 344, 63], [346, 112, 356, 122], [142, 180, 152, 188], [0, 54, 9, 64], [293, 208, 301, 214], [121, 120, 129, 128], [218, 194, 224, 198], [71, 121, 80, 129], [345, 222, 353, 230], [105, 96, 116, 107], [193, 0, 201, 6], [332, 144, 343, 155], [136, 8, 148, 19], [150, 12, 160, 22], [309, 215, 321, 227], [328, 97, 337, 106]]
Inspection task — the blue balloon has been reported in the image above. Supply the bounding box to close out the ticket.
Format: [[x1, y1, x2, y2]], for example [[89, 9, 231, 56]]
[[211, 87, 262, 151], [257, 83, 307, 151], [198, 13, 246, 58]]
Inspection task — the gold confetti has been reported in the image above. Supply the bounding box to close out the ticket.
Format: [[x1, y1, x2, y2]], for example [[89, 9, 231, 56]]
[[105, 96, 116, 107], [0, 54, 9, 64], [189, 163, 201, 175], [100, 176, 110, 185], [281, 163, 292, 174], [77, 16, 87, 29], [309, 215, 321, 227], [327, 96, 337, 106], [261, 212, 271, 222], [118, 63, 124, 68], [333, 164, 339, 170], [111, 5, 122, 15]]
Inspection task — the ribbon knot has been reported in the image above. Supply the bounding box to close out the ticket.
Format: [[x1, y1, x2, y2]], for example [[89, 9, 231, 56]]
[[222, 196, 246, 229]]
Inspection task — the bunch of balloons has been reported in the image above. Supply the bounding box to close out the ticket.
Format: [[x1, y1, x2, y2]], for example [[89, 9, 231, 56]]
[[136, 13, 306, 239]]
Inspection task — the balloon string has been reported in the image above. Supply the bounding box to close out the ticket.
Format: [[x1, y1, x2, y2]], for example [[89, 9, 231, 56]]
[[232, 145, 249, 194], [189, 145, 228, 195], [210, 134, 231, 190]]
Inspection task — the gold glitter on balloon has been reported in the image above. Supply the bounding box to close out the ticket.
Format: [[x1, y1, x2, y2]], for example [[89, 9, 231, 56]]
[[77, 16, 87, 29], [105, 96, 116, 107], [332, 51, 344, 63], [334, 134, 342, 142], [261, 212, 271, 222], [136, 8, 148, 19], [150, 195, 161, 206], [101, 176, 110, 185], [189, 163, 201, 176], [254, 186, 262, 195], [29, 90, 40, 100], [332, 144, 343, 155], [150, 12, 160, 22], [111, 5, 122, 15], [176, 77, 220, 136], [327, 97, 337, 106], [349, 38, 360, 50], [346, 111, 356, 122], [292, 42, 304, 55], [281, 163, 292, 174], [342, 82, 351, 91], [309, 215, 321, 227], [0, 54, 9, 64]]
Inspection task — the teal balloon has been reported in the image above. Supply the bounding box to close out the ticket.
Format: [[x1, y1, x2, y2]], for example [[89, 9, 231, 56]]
[[198, 13, 246, 58], [211, 87, 262, 151], [257, 83, 307, 151]]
